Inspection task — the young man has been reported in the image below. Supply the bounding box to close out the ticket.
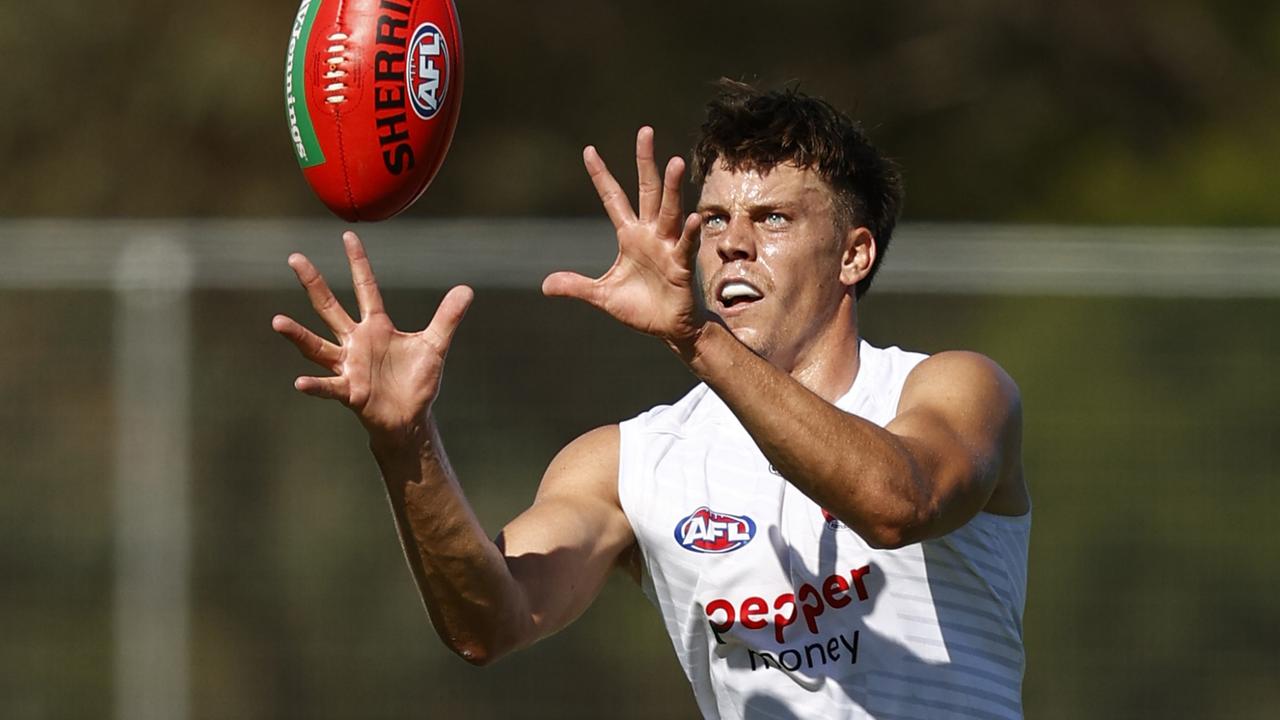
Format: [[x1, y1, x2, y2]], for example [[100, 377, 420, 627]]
[[273, 81, 1031, 719]]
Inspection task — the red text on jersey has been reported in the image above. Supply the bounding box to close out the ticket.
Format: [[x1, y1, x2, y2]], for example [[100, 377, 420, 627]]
[[705, 565, 872, 644]]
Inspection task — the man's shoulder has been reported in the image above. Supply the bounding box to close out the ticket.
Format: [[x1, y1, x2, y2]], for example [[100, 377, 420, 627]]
[[899, 351, 1025, 481], [902, 350, 1020, 405]]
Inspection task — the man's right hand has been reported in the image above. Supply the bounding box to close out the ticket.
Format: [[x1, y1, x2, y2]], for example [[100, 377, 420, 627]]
[[270, 231, 635, 667], [271, 230, 473, 447]]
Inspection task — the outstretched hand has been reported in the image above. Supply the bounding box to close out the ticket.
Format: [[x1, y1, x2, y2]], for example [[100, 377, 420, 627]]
[[542, 127, 707, 355], [272, 231, 473, 446]]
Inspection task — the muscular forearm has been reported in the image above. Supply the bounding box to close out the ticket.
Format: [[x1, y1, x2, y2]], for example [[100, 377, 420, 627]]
[[273, 235, 530, 660], [371, 420, 534, 665], [684, 323, 935, 548]]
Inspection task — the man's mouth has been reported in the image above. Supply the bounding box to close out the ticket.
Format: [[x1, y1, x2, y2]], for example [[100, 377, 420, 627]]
[[717, 279, 764, 310]]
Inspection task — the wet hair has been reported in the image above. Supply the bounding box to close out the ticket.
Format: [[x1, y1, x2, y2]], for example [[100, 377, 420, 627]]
[[692, 79, 904, 299]]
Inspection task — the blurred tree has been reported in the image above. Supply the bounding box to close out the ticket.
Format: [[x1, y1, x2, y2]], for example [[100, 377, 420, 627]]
[[1, 0, 1278, 223]]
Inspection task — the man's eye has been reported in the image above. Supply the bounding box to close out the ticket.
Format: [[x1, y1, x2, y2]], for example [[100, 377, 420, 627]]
[[764, 213, 787, 226], [704, 215, 726, 230]]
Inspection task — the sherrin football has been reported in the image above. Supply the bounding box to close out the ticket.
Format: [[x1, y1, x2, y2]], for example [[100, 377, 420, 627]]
[[285, 0, 463, 221]]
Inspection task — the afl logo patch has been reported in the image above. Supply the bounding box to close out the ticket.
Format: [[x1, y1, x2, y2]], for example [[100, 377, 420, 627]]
[[674, 507, 756, 554], [406, 23, 448, 120]]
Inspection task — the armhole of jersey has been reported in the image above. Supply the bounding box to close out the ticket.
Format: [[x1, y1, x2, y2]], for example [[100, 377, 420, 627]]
[[977, 507, 1034, 523], [617, 417, 658, 603], [617, 416, 640, 524]]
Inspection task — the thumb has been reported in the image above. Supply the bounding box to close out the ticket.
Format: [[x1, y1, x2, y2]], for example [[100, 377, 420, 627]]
[[541, 271, 599, 303], [425, 284, 474, 352]]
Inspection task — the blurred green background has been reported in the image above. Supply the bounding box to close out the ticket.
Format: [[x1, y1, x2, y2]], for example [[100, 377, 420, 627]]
[[5, 0, 1280, 223], [2, 1, 1279, 718]]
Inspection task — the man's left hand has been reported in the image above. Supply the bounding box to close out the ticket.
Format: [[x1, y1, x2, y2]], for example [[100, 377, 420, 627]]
[[542, 127, 707, 357]]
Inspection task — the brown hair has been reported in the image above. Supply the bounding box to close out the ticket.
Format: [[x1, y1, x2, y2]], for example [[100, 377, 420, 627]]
[[692, 79, 904, 299]]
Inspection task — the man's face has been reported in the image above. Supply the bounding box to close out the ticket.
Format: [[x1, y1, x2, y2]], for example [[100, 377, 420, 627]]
[[696, 162, 852, 367]]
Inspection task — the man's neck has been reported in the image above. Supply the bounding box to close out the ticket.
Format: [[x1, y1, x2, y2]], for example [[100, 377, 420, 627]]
[[782, 304, 862, 403]]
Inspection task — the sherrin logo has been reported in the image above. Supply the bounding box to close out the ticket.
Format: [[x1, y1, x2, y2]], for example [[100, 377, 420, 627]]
[[674, 507, 756, 554], [406, 22, 448, 120]]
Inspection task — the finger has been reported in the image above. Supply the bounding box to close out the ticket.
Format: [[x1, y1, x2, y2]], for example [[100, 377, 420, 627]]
[[423, 285, 475, 354], [541, 271, 599, 304], [635, 126, 661, 223], [583, 146, 636, 229], [343, 230, 386, 319], [272, 314, 341, 369], [676, 213, 703, 264], [288, 253, 355, 335], [294, 375, 349, 402], [656, 156, 688, 239]]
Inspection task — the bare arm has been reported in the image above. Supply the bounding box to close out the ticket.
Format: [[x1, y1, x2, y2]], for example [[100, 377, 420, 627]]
[[498, 425, 634, 639], [685, 326, 1027, 548], [273, 232, 632, 665], [372, 422, 631, 664]]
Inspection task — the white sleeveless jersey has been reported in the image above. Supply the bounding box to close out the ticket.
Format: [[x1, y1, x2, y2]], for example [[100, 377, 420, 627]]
[[618, 341, 1030, 719]]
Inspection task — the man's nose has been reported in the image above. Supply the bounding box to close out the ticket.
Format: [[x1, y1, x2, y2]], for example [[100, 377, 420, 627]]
[[716, 217, 756, 262]]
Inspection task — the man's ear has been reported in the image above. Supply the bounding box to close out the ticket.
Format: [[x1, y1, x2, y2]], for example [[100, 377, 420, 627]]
[[840, 226, 876, 288]]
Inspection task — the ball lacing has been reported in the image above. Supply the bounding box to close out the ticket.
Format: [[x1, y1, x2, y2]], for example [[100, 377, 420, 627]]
[[324, 33, 349, 104]]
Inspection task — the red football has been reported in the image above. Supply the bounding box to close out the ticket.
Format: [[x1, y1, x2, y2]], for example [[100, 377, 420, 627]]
[[284, 0, 463, 221]]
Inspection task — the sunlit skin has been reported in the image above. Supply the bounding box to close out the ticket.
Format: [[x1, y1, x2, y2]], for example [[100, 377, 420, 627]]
[[272, 126, 1027, 669], [696, 162, 875, 399]]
